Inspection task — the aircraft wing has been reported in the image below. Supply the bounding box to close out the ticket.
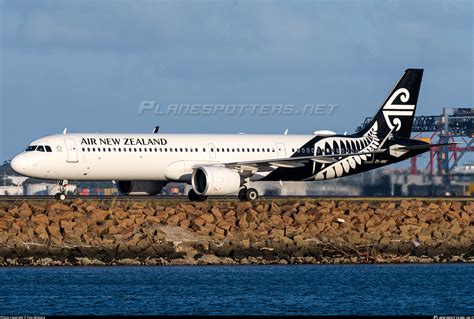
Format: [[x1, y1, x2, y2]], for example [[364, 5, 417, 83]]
[[197, 149, 387, 174]]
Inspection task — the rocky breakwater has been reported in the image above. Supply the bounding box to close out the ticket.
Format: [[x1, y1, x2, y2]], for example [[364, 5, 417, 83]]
[[0, 199, 472, 266]]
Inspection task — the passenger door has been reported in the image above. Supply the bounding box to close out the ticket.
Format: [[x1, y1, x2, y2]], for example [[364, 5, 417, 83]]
[[276, 143, 286, 158], [64, 138, 78, 163]]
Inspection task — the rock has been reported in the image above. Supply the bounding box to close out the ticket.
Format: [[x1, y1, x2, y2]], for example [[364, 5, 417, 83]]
[[270, 202, 282, 214], [217, 220, 233, 231], [92, 209, 109, 223], [449, 220, 463, 235], [293, 212, 308, 224], [0, 219, 10, 230], [31, 214, 49, 225], [117, 258, 142, 265], [268, 215, 283, 227], [178, 219, 190, 229], [114, 209, 129, 220], [269, 228, 285, 238], [200, 213, 215, 224], [198, 254, 222, 265], [400, 200, 411, 209], [48, 202, 72, 211], [145, 215, 161, 224], [211, 208, 223, 221], [18, 202, 33, 218], [282, 215, 294, 224], [237, 215, 249, 229], [285, 225, 304, 238], [166, 212, 186, 226], [236, 202, 252, 214], [60, 220, 76, 230]]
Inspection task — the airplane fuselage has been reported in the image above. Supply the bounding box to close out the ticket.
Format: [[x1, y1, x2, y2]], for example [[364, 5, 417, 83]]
[[10, 131, 424, 182]]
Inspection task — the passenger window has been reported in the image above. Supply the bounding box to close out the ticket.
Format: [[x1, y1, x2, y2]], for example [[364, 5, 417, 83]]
[[144, 148, 147, 152], [190, 148, 193, 152], [82, 148, 85, 152], [211, 148, 214, 152], [92, 148, 95, 152], [272, 148, 275, 152]]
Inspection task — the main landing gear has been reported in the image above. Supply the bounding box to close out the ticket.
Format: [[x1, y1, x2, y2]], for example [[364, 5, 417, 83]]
[[188, 189, 207, 202], [238, 186, 259, 201], [54, 180, 68, 201]]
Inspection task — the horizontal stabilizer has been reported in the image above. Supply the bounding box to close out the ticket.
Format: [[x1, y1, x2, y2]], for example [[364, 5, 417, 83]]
[[395, 142, 459, 151]]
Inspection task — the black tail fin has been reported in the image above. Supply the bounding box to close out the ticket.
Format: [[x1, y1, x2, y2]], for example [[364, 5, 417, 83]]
[[356, 69, 423, 139]]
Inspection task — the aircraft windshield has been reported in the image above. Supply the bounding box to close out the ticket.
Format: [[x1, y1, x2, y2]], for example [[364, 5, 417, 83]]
[[25, 145, 52, 152]]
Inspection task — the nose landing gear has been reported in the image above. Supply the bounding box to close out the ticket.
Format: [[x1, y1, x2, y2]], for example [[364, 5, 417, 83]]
[[54, 180, 68, 201]]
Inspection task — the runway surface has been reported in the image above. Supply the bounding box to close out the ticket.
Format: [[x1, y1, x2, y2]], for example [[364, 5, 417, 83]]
[[0, 195, 472, 202]]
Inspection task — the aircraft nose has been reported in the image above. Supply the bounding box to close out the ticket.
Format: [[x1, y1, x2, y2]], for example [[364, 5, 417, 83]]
[[10, 154, 29, 176]]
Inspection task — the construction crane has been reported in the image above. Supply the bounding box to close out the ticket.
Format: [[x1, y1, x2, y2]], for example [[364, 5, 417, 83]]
[[356, 108, 473, 177]]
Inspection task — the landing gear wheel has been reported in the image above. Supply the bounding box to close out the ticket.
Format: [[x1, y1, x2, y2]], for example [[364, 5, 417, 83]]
[[246, 188, 258, 201], [55, 193, 66, 201], [238, 188, 247, 201], [55, 180, 68, 201], [188, 189, 207, 202]]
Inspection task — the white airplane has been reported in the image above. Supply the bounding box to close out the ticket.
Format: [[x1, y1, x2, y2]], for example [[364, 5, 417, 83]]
[[10, 69, 448, 201]]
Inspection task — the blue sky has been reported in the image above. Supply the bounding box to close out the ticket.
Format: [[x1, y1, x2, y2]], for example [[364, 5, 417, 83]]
[[1, 0, 472, 165]]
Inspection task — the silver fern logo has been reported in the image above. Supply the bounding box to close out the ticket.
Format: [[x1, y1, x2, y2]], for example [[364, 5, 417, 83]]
[[382, 88, 415, 131], [312, 122, 380, 180]]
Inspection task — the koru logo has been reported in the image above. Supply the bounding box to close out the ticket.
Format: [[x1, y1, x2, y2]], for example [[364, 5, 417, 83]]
[[382, 88, 415, 132], [56, 145, 63, 152]]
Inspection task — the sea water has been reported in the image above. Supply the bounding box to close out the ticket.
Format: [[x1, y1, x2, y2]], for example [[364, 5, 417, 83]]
[[0, 264, 472, 315]]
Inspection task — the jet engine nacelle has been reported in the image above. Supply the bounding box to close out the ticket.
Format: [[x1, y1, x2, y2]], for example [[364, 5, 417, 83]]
[[116, 180, 167, 196], [192, 166, 241, 196]]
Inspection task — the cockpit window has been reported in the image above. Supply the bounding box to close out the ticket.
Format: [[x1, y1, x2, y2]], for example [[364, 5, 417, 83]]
[[45, 146, 52, 152], [25, 145, 37, 152], [37, 145, 45, 152]]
